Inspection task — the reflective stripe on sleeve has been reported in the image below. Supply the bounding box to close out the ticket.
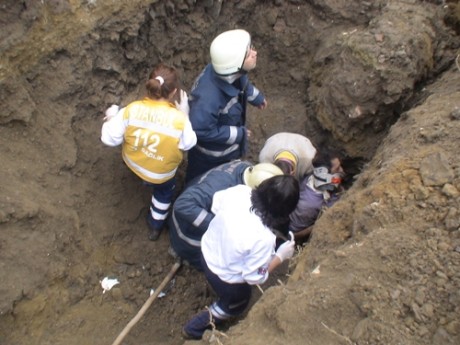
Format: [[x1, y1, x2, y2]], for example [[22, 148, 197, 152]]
[[192, 209, 209, 228], [247, 87, 260, 102], [172, 210, 201, 247], [225, 126, 238, 144]]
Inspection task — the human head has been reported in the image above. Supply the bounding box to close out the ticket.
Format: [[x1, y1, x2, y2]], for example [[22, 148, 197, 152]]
[[210, 29, 257, 76], [145, 63, 180, 100], [243, 163, 283, 189], [274, 151, 297, 176], [250, 175, 300, 234], [312, 152, 344, 191]]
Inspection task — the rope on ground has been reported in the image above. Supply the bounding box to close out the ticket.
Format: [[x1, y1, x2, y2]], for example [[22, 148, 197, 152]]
[[206, 307, 228, 345], [321, 322, 354, 345], [111, 261, 182, 345], [256, 284, 264, 294]]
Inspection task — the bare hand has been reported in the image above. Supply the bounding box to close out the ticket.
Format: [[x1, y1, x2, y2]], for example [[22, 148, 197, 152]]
[[257, 99, 268, 110]]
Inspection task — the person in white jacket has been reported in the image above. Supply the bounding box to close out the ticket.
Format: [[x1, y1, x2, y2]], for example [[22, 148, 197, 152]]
[[182, 175, 299, 339], [101, 63, 197, 241], [259, 132, 317, 180]]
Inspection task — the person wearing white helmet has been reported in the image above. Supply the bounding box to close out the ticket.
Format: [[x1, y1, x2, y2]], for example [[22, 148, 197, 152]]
[[168, 160, 283, 269], [289, 152, 345, 241], [259, 132, 318, 180], [182, 174, 300, 340], [185, 29, 268, 183]]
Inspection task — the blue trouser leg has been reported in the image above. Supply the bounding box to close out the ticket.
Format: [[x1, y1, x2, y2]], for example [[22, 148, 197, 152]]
[[201, 254, 251, 320], [183, 255, 251, 339], [146, 177, 176, 230], [185, 148, 225, 184], [168, 210, 204, 270]]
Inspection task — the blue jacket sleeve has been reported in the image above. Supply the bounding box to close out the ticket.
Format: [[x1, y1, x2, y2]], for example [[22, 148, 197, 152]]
[[189, 93, 245, 145], [246, 82, 265, 107], [173, 186, 215, 233]]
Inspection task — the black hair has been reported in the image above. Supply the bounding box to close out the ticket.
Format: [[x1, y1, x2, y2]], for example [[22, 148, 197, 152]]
[[312, 152, 333, 170], [274, 159, 293, 175], [250, 175, 300, 234]]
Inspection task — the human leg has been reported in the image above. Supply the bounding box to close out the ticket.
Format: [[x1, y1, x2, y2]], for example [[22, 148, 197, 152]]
[[167, 210, 203, 270], [185, 148, 222, 184], [183, 255, 251, 339], [146, 177, 176, 241]]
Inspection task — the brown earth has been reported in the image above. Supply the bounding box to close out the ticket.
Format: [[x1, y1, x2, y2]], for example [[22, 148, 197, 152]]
[[0, 1, 459, 345]]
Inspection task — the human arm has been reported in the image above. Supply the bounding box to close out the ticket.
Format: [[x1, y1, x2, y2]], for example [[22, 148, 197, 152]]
[[244, 232, 295, 284], [174, 186, 215, 233], [178, 117, 197, 151], [293, 225, 314, 241], [256, 98, 268, 110], [267, 232, 296, 271], [189, 94, 245, 145], [245, 81, 266, 109], [101, 105, 126, 146], [175, 89, 190, 116]]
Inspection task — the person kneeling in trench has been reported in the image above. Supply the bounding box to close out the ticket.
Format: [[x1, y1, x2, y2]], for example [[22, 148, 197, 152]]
[[182, 175, 300, 340], [258, 131, 317, 180], [168, 161, 283, 270]]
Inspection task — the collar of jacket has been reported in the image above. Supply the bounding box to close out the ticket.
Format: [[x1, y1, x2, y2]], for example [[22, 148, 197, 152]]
[[208, 64, 248, 97]]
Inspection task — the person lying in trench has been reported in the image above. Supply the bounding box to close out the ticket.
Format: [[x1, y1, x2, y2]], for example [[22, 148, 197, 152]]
[[168, 160, 283, 269], [288, 152, 345, 241]]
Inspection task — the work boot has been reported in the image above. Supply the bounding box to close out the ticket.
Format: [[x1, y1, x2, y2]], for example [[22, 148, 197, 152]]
[[182, 310, 212, 340], [148, 227, 161, 241], [168, 246, 179, 259], [146, 217, 162, 241]]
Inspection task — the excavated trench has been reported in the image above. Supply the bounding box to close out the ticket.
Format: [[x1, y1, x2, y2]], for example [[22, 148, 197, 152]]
[[1, 1, 459, 345]]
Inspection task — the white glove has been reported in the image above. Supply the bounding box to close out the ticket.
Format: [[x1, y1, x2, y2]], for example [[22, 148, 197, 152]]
[[275, 232, 295, 262], [175, 89, 189, 116], [104, 104, 119, 121]]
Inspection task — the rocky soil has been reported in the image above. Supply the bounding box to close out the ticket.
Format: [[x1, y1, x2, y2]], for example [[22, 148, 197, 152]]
[[0, 1, 459, 345]]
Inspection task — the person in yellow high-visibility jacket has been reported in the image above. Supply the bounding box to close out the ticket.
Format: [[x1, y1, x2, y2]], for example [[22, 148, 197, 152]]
[[101, 63, 197, 241]]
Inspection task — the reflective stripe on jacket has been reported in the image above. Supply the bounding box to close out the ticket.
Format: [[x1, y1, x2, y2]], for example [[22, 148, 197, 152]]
[[188, 64, 265, 160], [122, 98, 186, 184]]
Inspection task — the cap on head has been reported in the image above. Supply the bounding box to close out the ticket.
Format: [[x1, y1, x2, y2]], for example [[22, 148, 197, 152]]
[[313, 166, 343, 191], [210, 29, 251, 76], [243, 163, 283, 189], [274, 150, 297, 175]]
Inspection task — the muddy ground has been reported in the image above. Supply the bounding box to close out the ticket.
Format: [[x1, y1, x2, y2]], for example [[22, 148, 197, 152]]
[[0, 1, 459, 345]]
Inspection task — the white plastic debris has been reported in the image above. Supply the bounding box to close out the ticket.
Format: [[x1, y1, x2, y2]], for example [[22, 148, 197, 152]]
[[150, 289, 166, 298], [100, 277, 120, 294], [312, 265, 321, 275]]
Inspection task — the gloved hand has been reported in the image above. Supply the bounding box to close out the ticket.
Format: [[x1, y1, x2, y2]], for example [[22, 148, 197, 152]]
[[275, 232, 295, 262], [175, 89, 190, 116], [104, 104, 119, 121]]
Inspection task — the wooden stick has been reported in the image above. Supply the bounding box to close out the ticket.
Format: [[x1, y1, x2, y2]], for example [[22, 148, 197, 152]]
[[111, 261, 182, 345]]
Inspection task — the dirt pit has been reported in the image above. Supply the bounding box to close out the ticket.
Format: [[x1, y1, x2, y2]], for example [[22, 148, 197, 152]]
[[1, 1, 459, 345]]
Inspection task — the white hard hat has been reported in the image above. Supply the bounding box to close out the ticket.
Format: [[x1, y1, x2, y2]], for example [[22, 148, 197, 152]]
[[210, 29, 251, 76], [243, 163, 283, 189]]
